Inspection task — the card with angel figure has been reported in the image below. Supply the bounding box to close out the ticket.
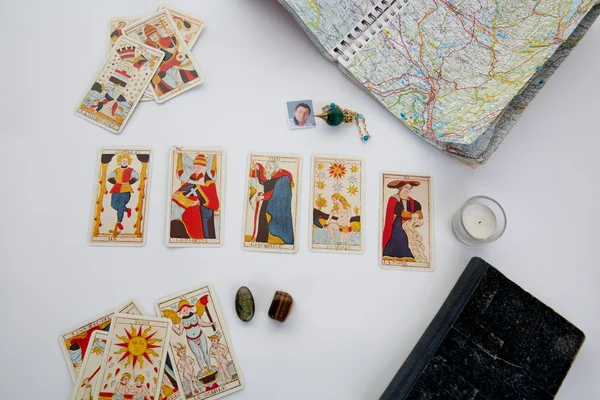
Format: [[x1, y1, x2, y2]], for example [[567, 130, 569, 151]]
[[59, 300, 143, 383], [379, 173, 433, 271], [93, 314, 171, 400], [166, 147, 225, 247], [88, 148, 152, 246], [123, 9, 203, 103], [242, 153, 302, 253], [71, 330, 108, 400], [310, 155, 364, 253], [156, 285, 244, 400]]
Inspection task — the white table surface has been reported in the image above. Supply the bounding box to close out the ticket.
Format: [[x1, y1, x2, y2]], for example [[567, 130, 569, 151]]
[[1, 0, 599, 399]]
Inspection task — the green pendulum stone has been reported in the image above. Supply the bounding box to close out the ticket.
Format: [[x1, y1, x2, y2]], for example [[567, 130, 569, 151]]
[[325, 106, 345, 126], [235, 286, 255, 322]]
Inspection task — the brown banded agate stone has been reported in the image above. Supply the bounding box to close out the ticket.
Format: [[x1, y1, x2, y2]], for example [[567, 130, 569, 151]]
[[268, 291, 293, 322], [235, 286, 255, 322]]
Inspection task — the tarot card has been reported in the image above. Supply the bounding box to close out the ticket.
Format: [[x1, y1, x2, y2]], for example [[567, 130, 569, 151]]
[[242, 153, 302, 253], [166, 147, 225, 247], [156, 285, 244, 400], [157, 6, 205, 48], [75, 36, 164, 134], [89, 148, 152, 246], [379, 173, 433, 271], [92, 314, 171, 400], [118, 299, 145, 315], [310, 155, 364, 253], [107, 17, 140, 51], [124, 10, 204, 103], [71, 330, 108, 400], [59, 300, 143, 383]]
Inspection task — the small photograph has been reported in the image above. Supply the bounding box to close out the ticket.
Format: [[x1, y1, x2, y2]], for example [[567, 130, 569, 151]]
[[286, 100, 316, 129]]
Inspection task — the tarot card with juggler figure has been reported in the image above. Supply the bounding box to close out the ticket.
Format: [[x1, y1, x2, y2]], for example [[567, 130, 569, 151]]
[[89, 148, 152, 246]]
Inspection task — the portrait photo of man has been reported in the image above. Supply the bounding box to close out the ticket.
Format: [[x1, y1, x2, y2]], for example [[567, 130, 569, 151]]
[[286, 100, 316, 129]]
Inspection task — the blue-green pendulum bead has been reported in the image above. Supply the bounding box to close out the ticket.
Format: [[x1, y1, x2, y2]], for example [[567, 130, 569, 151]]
[[325, 106, 345, 126]]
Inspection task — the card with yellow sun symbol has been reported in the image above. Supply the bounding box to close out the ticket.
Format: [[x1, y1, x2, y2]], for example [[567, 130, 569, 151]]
[[96, 314, 171, 400], [310, 155, 364, 254]]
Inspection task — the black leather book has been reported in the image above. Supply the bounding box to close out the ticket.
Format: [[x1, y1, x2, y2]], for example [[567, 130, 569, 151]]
[[380, 257, 585, 400]]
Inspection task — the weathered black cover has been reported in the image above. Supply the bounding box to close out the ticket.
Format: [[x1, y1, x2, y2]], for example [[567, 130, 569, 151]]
[[380, 257, 585, 400]]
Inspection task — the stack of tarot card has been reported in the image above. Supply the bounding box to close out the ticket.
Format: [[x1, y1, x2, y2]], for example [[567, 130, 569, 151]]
[[60, 285, 244, 400], [74, 6, 205, 134]]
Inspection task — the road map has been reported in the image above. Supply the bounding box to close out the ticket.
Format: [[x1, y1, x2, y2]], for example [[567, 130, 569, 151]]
[[281, 0, 599, 163]]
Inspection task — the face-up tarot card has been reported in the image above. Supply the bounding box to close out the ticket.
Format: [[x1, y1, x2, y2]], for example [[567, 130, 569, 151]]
[[89, 148, 152, 246], [166, 147, 225, 247], [71, 330, 108, 400], [108, 17, 140, 51], [242, 153, 302, 253], [75, 36, 164, 134], [59, 300, 143, 383], [157, 6, 205, 48], [379, 173, 433, 271], [92, 314, 171, 400], [155, 285, 244, 400], [124, 10, 204, 103], [309, 155, 364, 253]]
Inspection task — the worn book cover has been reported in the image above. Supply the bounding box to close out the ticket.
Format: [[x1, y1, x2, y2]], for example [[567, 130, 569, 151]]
[[380, 257, 585, 399]]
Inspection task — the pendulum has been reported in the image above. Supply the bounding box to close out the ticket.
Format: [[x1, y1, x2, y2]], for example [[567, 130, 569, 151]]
[[315, 103, 372, 142]]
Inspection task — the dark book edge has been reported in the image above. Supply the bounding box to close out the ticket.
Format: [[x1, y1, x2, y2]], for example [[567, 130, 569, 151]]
[[379, 257, 491, 400]]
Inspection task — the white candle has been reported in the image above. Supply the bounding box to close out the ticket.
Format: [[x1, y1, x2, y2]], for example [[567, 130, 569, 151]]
[[462, 203, 497, 240]]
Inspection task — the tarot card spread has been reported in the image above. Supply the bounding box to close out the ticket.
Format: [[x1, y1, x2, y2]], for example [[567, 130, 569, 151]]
[[156, 285, 244, 400], [89, 148, 152, 246], [71, 330, 108, 400], [379, 173, 433, 271], [167, 148, 225, 247], [93, 314, 171, 400], [242, 154, 302, 253], [124, 10, 204, 103], [59, 300, 143, 383], [310, 156, 364, 253], [75, 36, 164, 134]]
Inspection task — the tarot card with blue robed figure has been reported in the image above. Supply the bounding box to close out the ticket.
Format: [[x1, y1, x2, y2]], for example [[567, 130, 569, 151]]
[[88, 148, 152, 246], [310, 155, 364, 253], [166, 147, 225, 247], [242, 153, 302, 253], [379, 173, 433, 271], [155, 285, 244, 400]]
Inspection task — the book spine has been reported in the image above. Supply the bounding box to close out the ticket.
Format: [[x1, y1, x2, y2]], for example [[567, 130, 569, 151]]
[[329, 0, 409, 67], [378, 257, 491, 400]]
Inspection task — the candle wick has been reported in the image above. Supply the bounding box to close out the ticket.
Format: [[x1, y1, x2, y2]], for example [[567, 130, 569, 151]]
[[478, 221, 481, 224]]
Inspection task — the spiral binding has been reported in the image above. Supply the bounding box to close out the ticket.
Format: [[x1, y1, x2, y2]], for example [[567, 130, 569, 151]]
[[330, 0, 409, 66]]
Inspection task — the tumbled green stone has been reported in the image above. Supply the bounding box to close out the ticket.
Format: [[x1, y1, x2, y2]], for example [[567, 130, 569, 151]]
[[235, 286, 255, 322], [326, 107, 345, 126]]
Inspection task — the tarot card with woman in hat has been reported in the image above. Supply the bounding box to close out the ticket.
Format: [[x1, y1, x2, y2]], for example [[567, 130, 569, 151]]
[[379, 173, 433, 270]]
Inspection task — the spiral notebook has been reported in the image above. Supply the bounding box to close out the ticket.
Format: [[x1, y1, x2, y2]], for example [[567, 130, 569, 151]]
[[278, 0, 600, 164]]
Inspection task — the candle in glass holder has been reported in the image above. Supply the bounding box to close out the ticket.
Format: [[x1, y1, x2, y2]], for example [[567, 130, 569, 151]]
[[452, 196, 506, 246]]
